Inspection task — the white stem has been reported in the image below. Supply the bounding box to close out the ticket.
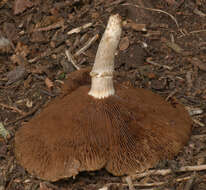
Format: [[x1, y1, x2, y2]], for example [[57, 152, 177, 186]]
[[88, 14, 122, 99]]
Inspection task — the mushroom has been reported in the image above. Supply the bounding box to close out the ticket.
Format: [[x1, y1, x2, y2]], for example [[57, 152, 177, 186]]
[[15, 14, 192, 182]]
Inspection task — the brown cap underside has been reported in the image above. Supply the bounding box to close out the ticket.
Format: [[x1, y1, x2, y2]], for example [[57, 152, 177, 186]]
[[15, 69, 192, 181]]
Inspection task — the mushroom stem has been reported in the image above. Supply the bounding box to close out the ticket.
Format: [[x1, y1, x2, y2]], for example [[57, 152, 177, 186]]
[[88, 14, 122, 99]]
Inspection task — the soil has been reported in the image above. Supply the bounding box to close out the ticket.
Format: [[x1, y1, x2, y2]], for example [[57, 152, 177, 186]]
[[0, 0, 206, 190]]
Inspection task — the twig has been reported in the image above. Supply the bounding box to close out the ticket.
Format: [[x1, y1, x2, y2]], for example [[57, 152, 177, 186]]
[[125, 176, 135, 190], [74, 34, 99, 57], [67, 23, 93, 35], [164, 39, 184, 54], [192, 134, 206, 140], [28, 45, 64, 63], [33, 20, 64, 32], [5, 102, 45, 126], [28, 49, 52, 63], [192, 118, 205, 127], [165, 89, 177, 101], [185, 106, 203, 116], [131, 165, 206, 179], [122, 3, 179, 28], [184, 173, 196, 190], [178, 29, 206, 38], [0, 102, 25, 115], [193, 7, 206, 17], [107, 176, 192, 188], [146, 57, 173, 70], [65, 34, 99, 70], [189, 30, 206, 35], [65, 49, 80, 70], [98, 187, 108, 190]]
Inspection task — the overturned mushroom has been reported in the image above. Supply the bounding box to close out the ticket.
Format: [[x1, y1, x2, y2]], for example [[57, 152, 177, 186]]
[[15, 14, 192, 181]]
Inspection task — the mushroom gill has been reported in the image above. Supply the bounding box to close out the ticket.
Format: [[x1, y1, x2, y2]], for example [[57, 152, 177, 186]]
[[15, 14, 192, 182]]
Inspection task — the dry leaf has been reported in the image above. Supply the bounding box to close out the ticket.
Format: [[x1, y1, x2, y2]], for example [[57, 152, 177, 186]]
[[119, 37, 130, 51], [45, 77, 54, 89], [30, 31, 48, 43], [3, 22, 18, 41], [35, 15, 61, 29], [6, 65, 26, 85], [13, 0, 33, 15], [15, 42, 30, 58], [188, 57, 206, 71], [0, 37, 12, 53], [10, 42, 30, 64], [10, 54, 26, 65]]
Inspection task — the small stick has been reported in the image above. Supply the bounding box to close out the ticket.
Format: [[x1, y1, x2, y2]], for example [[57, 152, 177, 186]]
[[74, 34, 99, 57], [98, 187, 108, 190], [192, 118, 205, 127], [122, 3, 179, 28], [192, 134, 206, 139], [65, 49, 80, 70], [28, 49, 52, 63], [125, 176, 135, 190], [28, 45, 64, 63], [184, 173, 196, 190], [107, 176, 192, 188], [67, 23, 93, 35], [185, 106, 203, 116], [33, 20, 64, 32], [0, 102, 25, 115], [5, 102, 45, 126], [178, 29, 206, 38], [131, 164, 206, 179], [146, 57, 173, 70], [165, 89, 177, 101], [65, 34, 99, 70]]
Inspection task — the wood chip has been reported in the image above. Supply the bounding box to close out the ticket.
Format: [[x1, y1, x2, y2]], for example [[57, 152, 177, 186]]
[[67, 23, 92, 35], [119, 36, 130, 51], [163, 38, 184, 54], [33, 19, 64, 32], [13, 0, 33, 15], [188, 57, 206, 71], [0, 122, 10, 139], [185, 106, 203, 116], [45, 77, 54, 89], [193, 7, 206, 17], [123, 20, 146, 32]]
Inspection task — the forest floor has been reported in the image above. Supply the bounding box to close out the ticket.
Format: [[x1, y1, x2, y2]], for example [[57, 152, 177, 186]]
[[0, 0, 206, 189]]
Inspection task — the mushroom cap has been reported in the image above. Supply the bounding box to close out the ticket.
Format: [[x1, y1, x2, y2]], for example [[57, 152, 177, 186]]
[[15, 69, 192, 181]]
